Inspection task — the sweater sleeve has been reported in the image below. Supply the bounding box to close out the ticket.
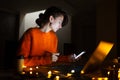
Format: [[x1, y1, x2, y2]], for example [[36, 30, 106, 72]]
[[17, 29, 31, 58]]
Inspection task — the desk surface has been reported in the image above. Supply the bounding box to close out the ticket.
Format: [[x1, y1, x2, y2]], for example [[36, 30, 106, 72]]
[[19, 62, 84, 80]]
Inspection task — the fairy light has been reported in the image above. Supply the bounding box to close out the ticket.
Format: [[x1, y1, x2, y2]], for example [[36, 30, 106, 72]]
[[36, 72, 39, 75], [29, 67, 33, 70], [104, 77, 108, 80], [47, 71, 52, 78], [22, 71, 25, 74], [67, 73, 72, 77], [71, 69, 75, 73], [92, 77, 108, 80], [107, 71, 110, 76], [98, 78, 103, 80], [118, 68, 120, 79], [92, 77, 95, 80], [22, 65, 27, 68], [30, 71, 32, 74], [36, 66, 39, 69], [53, 70, 59, 74], [81, 70, 84, 74], [55, 76, 60, 80], [113, 65, 115, 68]]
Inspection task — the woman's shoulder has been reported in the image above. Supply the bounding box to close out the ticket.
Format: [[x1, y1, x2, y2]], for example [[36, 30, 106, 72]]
[[21, 27, 39, 38], [25, 27, 39, 33]]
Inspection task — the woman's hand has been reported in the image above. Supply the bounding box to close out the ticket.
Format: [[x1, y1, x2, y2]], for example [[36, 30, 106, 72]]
[[52, 53, 60, 62]]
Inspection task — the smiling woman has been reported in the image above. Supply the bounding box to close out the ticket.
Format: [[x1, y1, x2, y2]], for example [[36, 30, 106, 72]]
[[17, 6, 68, 67]]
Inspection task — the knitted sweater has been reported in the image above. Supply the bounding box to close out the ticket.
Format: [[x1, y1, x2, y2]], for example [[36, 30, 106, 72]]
[[17, 27, 58, 66]]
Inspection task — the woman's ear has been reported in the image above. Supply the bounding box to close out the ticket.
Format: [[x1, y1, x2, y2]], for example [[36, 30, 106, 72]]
[[49, 16, 54, 23]]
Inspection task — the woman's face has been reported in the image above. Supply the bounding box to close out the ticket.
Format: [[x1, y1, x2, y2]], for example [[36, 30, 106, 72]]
[[50, 15, 64, 32]]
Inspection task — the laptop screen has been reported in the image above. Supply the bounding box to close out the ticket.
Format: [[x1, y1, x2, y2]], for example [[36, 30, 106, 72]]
[[82, 41, 114, 73]]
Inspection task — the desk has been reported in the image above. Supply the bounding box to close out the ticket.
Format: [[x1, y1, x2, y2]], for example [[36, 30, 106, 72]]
[[18, 62, 85, 80]]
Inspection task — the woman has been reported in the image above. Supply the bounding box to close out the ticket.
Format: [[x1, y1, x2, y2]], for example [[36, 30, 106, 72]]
[[17, 6, 69, 67]]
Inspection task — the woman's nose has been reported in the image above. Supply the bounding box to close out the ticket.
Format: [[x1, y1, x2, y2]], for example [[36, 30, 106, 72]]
[[59, 25, 62, 29]]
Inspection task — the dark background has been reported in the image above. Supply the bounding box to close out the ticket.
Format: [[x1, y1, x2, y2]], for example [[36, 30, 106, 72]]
[[0, 0, 118, 78]]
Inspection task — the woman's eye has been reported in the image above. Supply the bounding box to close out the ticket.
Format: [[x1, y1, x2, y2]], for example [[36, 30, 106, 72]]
[[59, 22, 62, 24]]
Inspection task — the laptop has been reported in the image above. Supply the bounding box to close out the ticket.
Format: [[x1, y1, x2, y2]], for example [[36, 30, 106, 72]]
[[82, 41, 114, 74]]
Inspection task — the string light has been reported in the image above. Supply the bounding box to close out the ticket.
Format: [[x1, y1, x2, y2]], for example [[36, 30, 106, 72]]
[[118, 68, 120, 79], [67, 73, 72, 77], [81, 70, 84, 74], [36, 72, 39, 75], [22, 71, 25, 75], [47, 71, 52, 78], [36, 66, 39, 69], [55, 76, 60, 80], [30, 71, 32, 74], [29, 67, 33, 70], [71, 70, 75, 73], [107, 71, 110, 76]]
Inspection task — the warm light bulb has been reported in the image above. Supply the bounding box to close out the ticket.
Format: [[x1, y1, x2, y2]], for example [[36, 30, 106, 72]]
[[36, 72, 38, 75], [36, 66, 39, 69], [113, 65, 115, 68], [71, 70, 75, 73], [92, 77, 95, 80], [104, 77, 108, 80], [97, 77, 108, 80], [81, 70, 84, 74], [118, 68, 120, 78], [22, 65, 26, 68], [22, 71, 25, 74], [30, 71, 32, 74], [98, 78, 102, 80], [55, 76, 60, 80], [107, 71, 110, 75], [53, 70, 59, 74], [47, 71, 52, 78], [30, 67, 33, 70], [67, 73, 72, 77]]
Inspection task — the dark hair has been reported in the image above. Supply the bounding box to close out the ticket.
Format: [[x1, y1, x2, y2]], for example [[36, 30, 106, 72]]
[[36, 6, 68, 28]]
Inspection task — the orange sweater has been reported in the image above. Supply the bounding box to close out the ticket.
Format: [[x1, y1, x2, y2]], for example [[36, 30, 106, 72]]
[[18, 27, 58, 66]]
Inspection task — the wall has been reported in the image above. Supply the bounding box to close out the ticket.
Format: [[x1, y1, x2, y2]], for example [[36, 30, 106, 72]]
[[96, 0, 117, 43], [0, 10, 19, 70], [24, 10, 45, 31], [118, 0, 120, 58], [71, 0, 117, 62], [72, 6, 96, 55], [96, 0, 117, 59], [56, 16, 71, 53]]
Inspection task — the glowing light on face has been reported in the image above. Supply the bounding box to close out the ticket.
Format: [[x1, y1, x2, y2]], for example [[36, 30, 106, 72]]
[[51, 15, 64, 32]]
